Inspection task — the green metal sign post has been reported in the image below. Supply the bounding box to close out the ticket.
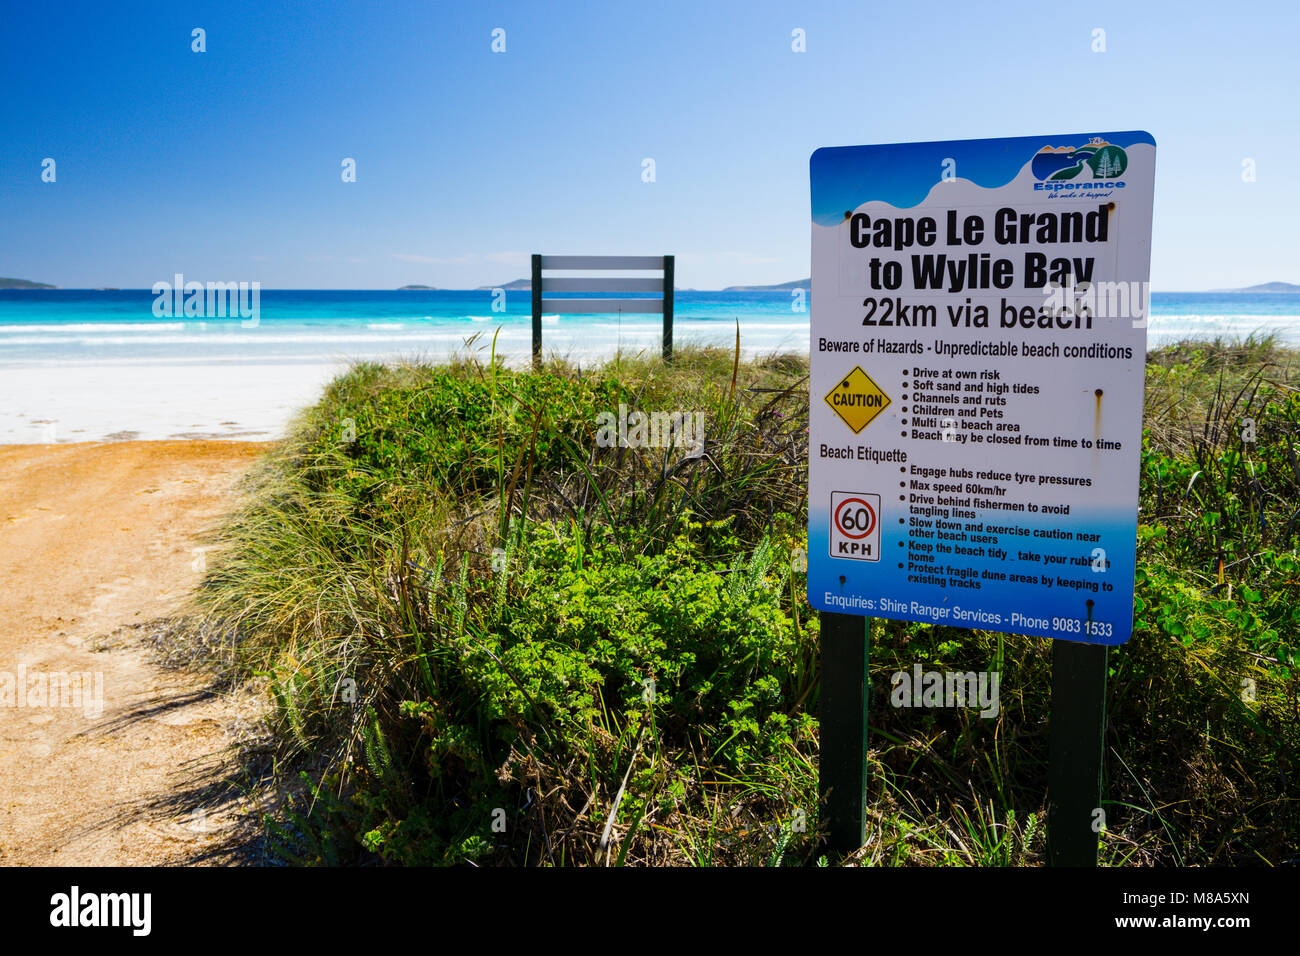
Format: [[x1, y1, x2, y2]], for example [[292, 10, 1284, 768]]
[[818, 611, 869, 853], [1047, 639, 1109, 866]]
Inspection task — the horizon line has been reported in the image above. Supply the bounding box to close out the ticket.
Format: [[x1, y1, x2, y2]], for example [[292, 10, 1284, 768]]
[[4, 285, 1294, 295]]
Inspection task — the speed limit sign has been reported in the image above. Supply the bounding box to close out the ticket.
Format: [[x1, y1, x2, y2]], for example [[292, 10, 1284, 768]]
[[829, 491, 880, 561]]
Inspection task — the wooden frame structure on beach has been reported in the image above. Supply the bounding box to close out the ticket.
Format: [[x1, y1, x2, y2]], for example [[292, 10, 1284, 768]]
[[530, 254, 675, 367]]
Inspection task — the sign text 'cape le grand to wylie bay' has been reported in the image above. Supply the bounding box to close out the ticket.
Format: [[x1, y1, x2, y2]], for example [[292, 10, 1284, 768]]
[[808, 132, 1157, 644]]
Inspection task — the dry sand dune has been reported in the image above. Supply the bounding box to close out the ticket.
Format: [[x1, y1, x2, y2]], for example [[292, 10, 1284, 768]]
[[0, 441, 269, 865]]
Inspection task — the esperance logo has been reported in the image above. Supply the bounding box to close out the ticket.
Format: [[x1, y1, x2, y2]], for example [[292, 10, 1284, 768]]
[[1030, 138, 1129, 194]]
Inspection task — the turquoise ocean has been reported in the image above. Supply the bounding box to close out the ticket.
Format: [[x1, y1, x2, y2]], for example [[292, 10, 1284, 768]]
[[2, 290, 1298, 369]]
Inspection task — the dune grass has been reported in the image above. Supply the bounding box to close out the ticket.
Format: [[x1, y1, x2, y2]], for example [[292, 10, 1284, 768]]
[[184, 333, 1299, 866]]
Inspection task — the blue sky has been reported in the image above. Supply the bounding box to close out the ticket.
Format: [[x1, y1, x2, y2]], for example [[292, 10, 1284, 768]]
[[3, 0, 1296, 290]]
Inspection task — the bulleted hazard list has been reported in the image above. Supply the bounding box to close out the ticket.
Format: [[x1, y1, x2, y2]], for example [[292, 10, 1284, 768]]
[[808, 132, 1155, 644]]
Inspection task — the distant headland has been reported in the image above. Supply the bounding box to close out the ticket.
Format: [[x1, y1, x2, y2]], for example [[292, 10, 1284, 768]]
[[476, 279, 533, 290], [0, 277, 57, 289], [722, 279, 810, 291], [1214, 281, 1300, 293]]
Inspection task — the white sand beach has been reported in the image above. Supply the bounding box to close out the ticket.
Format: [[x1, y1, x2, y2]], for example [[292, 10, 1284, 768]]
[[0, 363, 346, 444]]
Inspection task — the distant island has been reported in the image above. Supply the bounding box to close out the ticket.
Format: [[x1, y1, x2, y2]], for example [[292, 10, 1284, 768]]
[[722, 278, 810, 292], [397, 284, 438, 290], [1217, 281, 1300, 293], [0, 277, 57, 289], [477, 279, 533, 290]]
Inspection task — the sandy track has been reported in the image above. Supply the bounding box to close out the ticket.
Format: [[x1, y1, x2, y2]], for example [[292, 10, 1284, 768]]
[[0, 441, 270, 866]]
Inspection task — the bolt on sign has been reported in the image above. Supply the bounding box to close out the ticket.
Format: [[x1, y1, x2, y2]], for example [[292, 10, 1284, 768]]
[[807, 132, 1156, 644]]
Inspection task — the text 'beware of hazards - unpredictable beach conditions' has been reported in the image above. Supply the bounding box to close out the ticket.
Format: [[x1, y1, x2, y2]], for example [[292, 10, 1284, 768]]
[[808, 132, 1156, 645]]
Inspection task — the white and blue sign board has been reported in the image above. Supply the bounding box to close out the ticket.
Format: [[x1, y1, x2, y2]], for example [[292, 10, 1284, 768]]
[[808, 132, 1156, 644]]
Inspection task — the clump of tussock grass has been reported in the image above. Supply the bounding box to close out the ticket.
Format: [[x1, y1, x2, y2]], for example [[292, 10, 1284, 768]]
[[1144, 332, 1299, 456]]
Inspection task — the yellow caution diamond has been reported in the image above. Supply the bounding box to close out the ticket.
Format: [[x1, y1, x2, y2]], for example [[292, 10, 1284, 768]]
[[824, 365, 891, 434]]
